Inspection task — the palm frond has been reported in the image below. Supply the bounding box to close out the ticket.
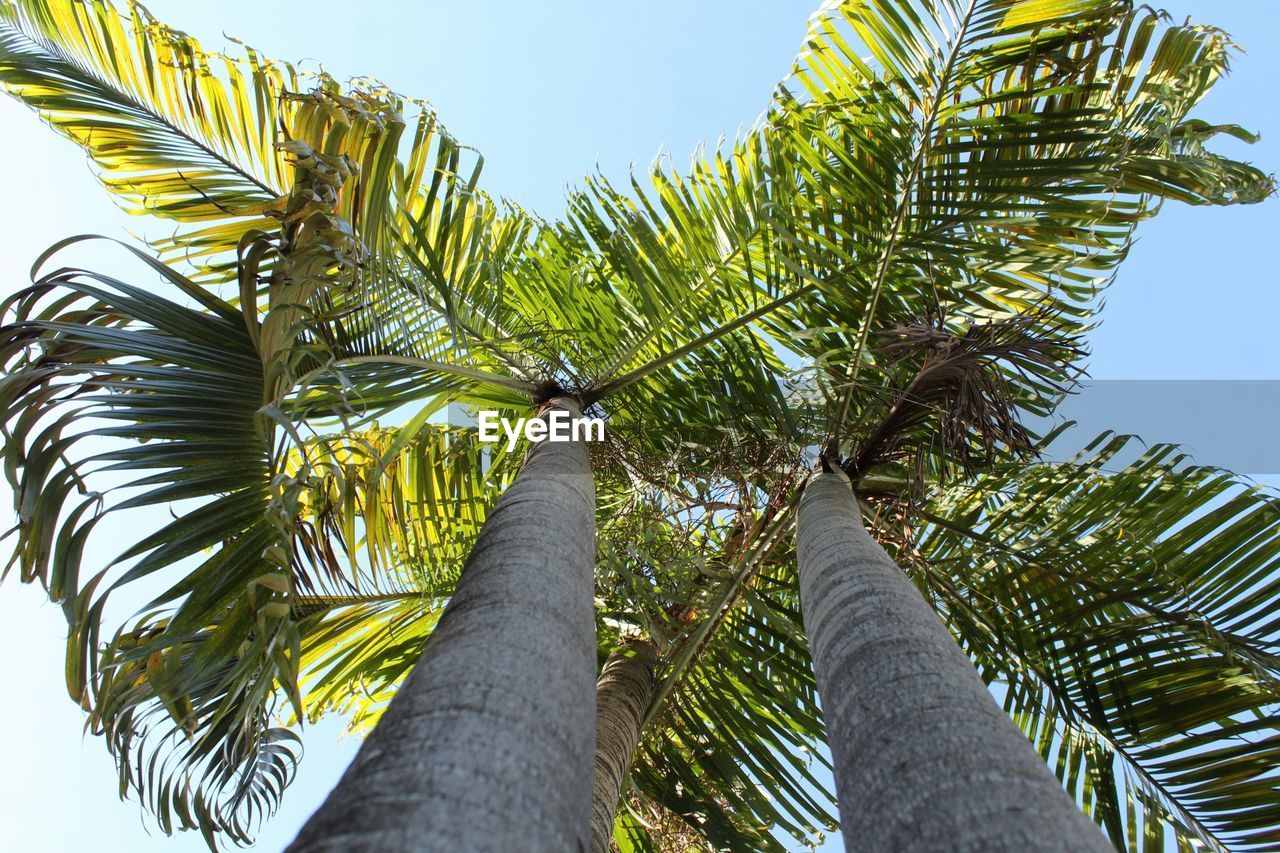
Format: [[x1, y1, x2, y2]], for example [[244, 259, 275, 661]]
[[0, 0, 530, 382], [766, 0, 1272, 443], [914, 433, 1280, 851], [0, 0, 290, 225], [0, 236, 518, 844], [0, 253, 305, 843], [627, 563, 837, 852]]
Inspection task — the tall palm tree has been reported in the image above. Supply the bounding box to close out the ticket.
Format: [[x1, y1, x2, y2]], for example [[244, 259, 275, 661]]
[[798, 465, 1110, 851], [1, 1, 1277, 852], [289, 397, 597, 851], [765, 2, 1276, 848], [0, 4, 795, 846]]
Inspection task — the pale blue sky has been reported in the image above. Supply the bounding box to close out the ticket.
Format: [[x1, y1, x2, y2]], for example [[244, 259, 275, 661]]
[[0, 2, 1275, 852]]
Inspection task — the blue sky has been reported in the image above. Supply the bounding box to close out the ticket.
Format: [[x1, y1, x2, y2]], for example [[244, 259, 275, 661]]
[[0, 2, 1275, 851]]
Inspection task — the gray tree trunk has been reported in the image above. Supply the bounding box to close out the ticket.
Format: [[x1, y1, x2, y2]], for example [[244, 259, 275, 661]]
[[289, 398, 597, 852], [590, 639, 656, 853], [796, 470, 1110, 852]]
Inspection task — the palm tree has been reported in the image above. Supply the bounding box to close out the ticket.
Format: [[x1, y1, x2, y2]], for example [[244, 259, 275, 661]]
[[798, 465, 1110, 851], [0, 5, 791, 846], [2, 1, 1277, 851], [591, 638, 658, 852], [287, 398, 597, 851], [767, 3, 1276, 848]]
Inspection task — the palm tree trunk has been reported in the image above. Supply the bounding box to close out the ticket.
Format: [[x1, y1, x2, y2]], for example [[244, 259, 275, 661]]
[[796, 469, 1110, 852], [590, 639, 657, 852], [289, 398, 597, 852]]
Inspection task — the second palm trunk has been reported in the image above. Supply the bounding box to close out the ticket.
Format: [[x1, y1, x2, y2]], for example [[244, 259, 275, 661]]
[[796, 470, 1110, 852], [590, 639, 657, 852], [290, 398, 597, 852]]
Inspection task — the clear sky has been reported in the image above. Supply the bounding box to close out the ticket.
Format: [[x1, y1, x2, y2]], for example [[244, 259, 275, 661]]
[[0, 2, 1275, 851]]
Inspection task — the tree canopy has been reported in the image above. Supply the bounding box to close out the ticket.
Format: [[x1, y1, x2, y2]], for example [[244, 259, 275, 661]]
[[1, 0, 1276, 850]]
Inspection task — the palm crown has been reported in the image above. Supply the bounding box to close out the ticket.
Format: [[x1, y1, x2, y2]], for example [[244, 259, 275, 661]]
[[1, 0, 1276, 850]]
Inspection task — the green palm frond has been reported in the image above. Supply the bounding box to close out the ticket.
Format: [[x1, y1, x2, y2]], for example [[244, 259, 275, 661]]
[[0, 0, 529, 381], [0, 0, 291, 225], [0, 237, 517, 843], [481, 0, 1273, 470], [627, 564, 836, 852], [0, 0, 479, 282], [293, 423, 518, 583], [765, 0, 1271, 443], [0, 251, 305, 842], [915, 433, 1280, 851], [289, 423, 526, 735], [558, 137, 789, 398]]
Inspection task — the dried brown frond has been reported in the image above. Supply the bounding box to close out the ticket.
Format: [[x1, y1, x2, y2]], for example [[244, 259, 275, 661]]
[[846, 312, 1083, 479]]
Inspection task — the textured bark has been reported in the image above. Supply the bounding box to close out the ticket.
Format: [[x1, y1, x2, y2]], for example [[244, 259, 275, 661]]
[[796, 470, 1110, 852], [289, 398, 597, 852], [590, 640, 656, 853]]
